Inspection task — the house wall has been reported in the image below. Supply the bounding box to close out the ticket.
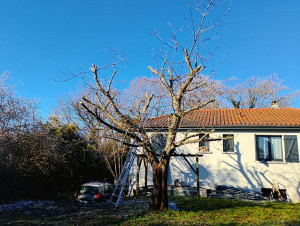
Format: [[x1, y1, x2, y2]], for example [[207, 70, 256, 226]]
[[129, 130, 300, 202]]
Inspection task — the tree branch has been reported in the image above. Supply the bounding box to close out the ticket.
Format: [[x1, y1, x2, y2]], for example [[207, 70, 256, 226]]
[[148, 65, 175, 100], [183, 98, 215, 115], [141, 94, 154, 116], [189, 0, 214, 57], [107, 70, 117, 93], [104, 136, 140, 147], [175, 135, 222, 147], [175, 129, 214, 147], [80, 101, 142, 143], [186, 81, 207, 93], [90, 64, 144, 134]]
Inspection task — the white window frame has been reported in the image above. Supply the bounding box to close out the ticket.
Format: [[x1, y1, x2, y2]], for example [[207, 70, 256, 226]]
[[256, 135, 283, 162]]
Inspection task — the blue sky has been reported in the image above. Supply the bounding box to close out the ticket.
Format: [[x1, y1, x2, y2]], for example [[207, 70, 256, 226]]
[[1, 0, 300, 117]]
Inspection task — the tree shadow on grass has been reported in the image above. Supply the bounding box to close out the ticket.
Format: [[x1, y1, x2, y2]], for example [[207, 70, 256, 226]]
[[170, 196, 263, 212], [169, 195, 300, 215]]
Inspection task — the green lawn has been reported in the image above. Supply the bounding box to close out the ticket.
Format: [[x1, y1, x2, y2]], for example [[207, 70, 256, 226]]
[[123, 196, 300, 225], [0, 197, 299, 225]]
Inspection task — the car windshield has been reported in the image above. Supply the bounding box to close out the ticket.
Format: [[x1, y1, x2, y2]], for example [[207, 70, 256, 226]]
[[80, 186, 99, 194]]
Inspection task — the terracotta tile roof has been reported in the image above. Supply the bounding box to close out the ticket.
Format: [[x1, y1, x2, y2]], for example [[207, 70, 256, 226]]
[[146, 108, 300, 128]]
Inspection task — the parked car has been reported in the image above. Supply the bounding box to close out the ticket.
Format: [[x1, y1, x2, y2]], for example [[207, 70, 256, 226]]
[[74, 181, 114, 202]]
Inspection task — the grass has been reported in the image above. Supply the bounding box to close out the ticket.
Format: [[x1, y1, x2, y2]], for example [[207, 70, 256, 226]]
[[124, 196, 300, 225], [0, 196, 299, 225]]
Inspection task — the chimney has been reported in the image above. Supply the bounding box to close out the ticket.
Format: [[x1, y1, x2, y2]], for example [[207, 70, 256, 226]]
[[271, 100, 279, 109]]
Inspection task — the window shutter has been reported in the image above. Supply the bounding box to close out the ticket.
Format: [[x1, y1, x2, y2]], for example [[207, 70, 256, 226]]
[[284, 135, 299, 163]]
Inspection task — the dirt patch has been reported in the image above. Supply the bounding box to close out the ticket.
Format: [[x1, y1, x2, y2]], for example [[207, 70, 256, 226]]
[[0, 198, 151, 225]]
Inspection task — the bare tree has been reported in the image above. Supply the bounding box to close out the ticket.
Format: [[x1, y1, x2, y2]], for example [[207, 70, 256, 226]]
[[0, 72, 38, 140], [123, 77, 172, 118], [183, 76, 224, 109], [55, 89, 129, 181], [225, 74, 300, 108], [80, 0, 230, 210]]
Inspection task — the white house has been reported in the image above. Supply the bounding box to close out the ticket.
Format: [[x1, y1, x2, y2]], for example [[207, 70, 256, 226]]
[[129, 106, 300, 202]]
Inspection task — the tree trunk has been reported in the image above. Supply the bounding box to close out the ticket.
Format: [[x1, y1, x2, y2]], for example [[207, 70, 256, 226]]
[[136, 157, 142, 197], [150, 158, 169, 210], [143, 159, 148, 191], [114, 148, 117, 176], [118, 154, 121, 176]]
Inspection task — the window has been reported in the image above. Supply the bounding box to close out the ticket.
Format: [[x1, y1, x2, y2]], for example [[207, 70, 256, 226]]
[[150, 133, 167, 154], [199, 135, 210, 153], [256, 136, 283, 161], [223, 134, 234, 152], [105, 185, 114, 193], [261, 188, 287, 200]]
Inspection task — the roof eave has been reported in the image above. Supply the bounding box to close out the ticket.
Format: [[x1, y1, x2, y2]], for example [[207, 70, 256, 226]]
[[145, 125, 300, 131]]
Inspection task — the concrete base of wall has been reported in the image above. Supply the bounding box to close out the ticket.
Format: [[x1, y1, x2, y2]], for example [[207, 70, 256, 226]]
[[167, 186, 207, 197]]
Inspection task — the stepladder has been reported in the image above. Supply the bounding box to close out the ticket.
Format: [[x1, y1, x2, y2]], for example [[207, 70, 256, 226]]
[[108, 145, 137, 207]]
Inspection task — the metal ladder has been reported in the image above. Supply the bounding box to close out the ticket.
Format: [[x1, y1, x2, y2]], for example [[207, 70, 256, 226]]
[[108, 145, 137, 207]]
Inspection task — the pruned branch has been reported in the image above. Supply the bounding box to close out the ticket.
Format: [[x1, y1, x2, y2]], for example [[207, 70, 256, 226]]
[[107, 70, 117, 93], [176, 136, 222, 147], [148, 65, 175, 100], [80, 101, 142, 143], [90, 65, 145, 134], [186, 81, 207, 93], [183, 98, 215, 115], [141, 94, 154, 116], [175, 129, 214, 147]]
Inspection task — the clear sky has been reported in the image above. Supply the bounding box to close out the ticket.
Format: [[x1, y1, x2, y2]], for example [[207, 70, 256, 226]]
[[1, 0, 300, 117]]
